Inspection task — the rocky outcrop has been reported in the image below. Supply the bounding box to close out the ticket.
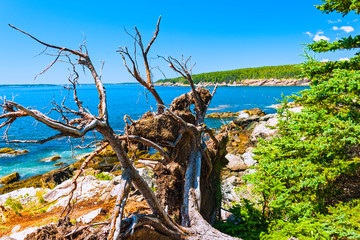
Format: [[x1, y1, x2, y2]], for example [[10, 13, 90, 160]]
[[0, 148, 28, 157], [1, 173, 20, 184], [206, 112, 239, 118], [43, 175, 111, 212], [41, 166, 74, 189], [0, 187, 49, 206]]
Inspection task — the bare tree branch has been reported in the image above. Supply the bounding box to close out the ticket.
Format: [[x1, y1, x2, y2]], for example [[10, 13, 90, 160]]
[[1, 133, 65, 144], [118, 16, 164, 113]]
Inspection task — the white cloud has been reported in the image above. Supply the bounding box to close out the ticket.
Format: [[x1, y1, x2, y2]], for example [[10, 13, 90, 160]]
[[338, 57, 350, 61], [313, 32, 330, 41], [332, 26, 354, 33], [353, 19, 358, 22], [328, 19, 342, 24], [304, 31, 313, 37], [320, 59, 330, 62], [340, 26, 354, 33]]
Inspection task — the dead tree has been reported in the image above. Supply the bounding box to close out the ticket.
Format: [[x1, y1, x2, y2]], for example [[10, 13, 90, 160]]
[[0, 20, 239, 240]]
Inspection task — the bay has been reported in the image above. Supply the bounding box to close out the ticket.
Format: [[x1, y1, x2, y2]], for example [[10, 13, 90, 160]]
[[0, 84, 308, 180]]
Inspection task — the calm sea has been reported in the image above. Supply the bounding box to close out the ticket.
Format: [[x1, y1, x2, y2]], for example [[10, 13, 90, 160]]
[[0, 84, 308, 180]]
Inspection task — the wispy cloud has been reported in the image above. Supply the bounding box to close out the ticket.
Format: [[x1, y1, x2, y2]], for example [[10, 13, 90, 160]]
[[354, 19, 358, 22], [333, 26, 354, 33], [304, 31, 313, 37], [313, 31, 330, 41], [328, 19, 342, 24], [320, 59, 330, 62]]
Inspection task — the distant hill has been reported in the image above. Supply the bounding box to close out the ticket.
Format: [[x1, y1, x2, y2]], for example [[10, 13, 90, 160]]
[[157, 64, 302, 84]]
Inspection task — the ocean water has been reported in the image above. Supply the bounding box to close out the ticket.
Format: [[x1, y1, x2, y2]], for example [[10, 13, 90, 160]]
[[0, 84, 308, 180]]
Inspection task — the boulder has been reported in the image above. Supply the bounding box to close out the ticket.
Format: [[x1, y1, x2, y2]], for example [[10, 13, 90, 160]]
[[38, 155, 61, 162], [9, 227, 39, 240], [233, 115, 260, 128], [237, 111, 250, 119], [242, 151, 256, 167], [251, 116, 278, 142], [225, 154, 247, 171], [77, 208, 104, 224], [11, 225, 21, 234], [1, 173, 20, 184], [225, 152, 256, 171]]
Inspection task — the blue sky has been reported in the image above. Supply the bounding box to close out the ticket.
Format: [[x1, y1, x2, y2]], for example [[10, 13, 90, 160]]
[[0, 0, 359, 84]]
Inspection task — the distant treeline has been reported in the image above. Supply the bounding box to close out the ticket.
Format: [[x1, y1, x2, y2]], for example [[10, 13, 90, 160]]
[[157, 64, 302, 84]]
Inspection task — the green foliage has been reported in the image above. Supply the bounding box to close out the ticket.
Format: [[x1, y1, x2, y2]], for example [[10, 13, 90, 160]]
[[157, 64, 302, 84], [243, 69, 360, 238], [95, 172, 114, 181], [263, 200, 360, 240], [36, 190, 46, 204], [5, 197, 23, 214], [235, 3, 360, 239], [316, 0, 360, 15], [215, 199, 268, 240]]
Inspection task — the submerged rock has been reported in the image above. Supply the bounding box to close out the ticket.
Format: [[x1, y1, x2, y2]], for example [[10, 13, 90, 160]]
[[0, 148, 28, 157], [53, 162, 64, 166], [1, 172, 20, 184], [38, 154, 61, 162]]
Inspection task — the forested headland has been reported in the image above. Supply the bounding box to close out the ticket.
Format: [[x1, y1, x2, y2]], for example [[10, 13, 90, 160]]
[[157, 64, 302, 84]]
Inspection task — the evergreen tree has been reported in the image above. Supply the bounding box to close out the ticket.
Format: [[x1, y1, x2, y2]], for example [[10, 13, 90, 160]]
[[222, 1, 360, 239]]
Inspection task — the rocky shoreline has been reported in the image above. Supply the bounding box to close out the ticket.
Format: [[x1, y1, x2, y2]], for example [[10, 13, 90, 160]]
[[155, 78, 310, 87], [0, 107, 291, 240]]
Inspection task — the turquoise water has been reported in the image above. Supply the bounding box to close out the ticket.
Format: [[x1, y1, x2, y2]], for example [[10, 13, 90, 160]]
[[0, 84, 308, 180]]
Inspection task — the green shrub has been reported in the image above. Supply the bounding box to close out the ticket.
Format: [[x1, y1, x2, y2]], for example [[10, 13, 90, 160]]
[[5, 197, 23, 214], [215, 199, 268, 240], [95, 172, 114, 181]]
